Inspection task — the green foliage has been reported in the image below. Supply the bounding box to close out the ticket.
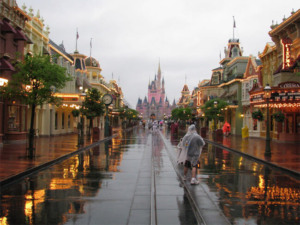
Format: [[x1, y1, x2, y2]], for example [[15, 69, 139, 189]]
[[119, 107, 139, 120], [252, 110, 264, 121], [201, 99, 228, 121], [71, 109, 80, 117], [2, 54, 71, 106], [272, 111, 285, 122], [171, 107, 192, 121], [81, 88, 105, 119]]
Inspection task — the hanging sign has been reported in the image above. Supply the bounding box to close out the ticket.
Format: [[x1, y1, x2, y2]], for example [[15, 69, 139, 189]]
[[281, 38, 292, 70]]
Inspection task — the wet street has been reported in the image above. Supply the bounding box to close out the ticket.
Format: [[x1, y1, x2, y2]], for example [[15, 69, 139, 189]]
[[0, 126, 300, 225]]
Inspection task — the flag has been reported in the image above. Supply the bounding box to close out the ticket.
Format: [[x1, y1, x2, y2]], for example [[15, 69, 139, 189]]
[[233, 16, 236, 28], [90, 38, 92, 48], [76, 30, 79, 40]]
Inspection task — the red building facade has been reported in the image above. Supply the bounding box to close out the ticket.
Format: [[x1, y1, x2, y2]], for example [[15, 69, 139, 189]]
[[0, 1, 30, 145]]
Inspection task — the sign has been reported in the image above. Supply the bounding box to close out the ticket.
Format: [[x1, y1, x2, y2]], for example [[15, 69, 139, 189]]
[[278, 81, 300, 88], [281, 38, 292, 70], [250, 94, 264, 102], [273, 91, 300, 101]]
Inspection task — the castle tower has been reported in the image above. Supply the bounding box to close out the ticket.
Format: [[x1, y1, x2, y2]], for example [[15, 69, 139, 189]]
[[136, 61, 175, 119]]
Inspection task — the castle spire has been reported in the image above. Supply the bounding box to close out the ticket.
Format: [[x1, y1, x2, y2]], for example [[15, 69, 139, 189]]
[[158, 59, 161, 76], [157, 60, 161, 89]]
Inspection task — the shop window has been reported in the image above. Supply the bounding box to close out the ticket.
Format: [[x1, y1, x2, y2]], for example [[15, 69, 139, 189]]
[[253, 119, 257, 131], [8, 105, 20, 131], [286, 115, 293, 133], [55, 112, 58, 130], [68, 115, 71, 128], [62, 112, 65, 129], [296, 115, 300, 134]]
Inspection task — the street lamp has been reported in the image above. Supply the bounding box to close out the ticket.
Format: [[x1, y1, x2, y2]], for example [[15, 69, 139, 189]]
[[264, 84, 271, 156], [77, 91, 86, 146], [213, 100, 218, 140], [102, 94, 113, 137]]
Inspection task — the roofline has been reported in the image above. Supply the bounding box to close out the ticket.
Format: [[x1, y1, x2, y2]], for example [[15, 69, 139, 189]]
[[269, 9, 300, 36]]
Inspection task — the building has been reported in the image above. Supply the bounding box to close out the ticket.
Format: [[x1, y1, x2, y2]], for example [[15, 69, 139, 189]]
[[1, 3, 125, 142], [250, 9, 300, 142], [136, 62, 175, 120], [241, 55, 261, 137], [0, 1, 30, 145], [197, 38, 248, 135]]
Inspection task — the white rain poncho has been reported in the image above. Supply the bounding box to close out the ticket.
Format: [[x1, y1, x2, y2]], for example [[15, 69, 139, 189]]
[[181, 124, 205, 166]]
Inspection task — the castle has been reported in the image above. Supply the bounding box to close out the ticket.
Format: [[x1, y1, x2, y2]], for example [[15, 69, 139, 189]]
[[136, 63, 176, 120]]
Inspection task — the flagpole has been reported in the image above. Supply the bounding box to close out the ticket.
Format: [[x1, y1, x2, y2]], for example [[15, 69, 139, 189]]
[[76, 28, 78, 52], [233, 16, 235, 40], [90, 38, 92, 58]]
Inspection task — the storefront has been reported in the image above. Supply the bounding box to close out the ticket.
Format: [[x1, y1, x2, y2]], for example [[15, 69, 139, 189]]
[[250, 81, 300, 142]]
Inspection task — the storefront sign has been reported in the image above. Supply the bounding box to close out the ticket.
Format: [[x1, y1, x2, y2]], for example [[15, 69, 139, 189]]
[[279, 82, 300, 88], [274, 91, 300, 101], [281, 38, 292, 69], [250, 94, 264, 102]]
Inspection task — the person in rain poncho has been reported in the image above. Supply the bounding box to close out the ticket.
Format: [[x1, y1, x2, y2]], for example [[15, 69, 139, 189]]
[[223, 121, 231, 136], [181, 124, 205, 185]]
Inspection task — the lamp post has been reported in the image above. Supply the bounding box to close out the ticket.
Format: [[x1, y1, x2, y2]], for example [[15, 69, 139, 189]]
[[77, 90, 86, 146], [213, 100, 218, 140], [102, 94, 113, 137], [264, 84, 271, 156]]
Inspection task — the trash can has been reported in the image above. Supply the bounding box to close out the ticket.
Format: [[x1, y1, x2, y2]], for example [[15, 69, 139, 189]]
[[242, 126, 249, 138], [93, 127, 100, 141], [215, 129, 223, 142]]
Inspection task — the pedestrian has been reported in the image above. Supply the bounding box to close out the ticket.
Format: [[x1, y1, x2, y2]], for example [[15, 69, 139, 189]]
[[223, 121, 231, 136], [182, 124, 205, 185]]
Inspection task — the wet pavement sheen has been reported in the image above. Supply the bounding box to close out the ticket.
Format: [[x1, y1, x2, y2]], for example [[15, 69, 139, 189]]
[[0, 126, 299, 225]]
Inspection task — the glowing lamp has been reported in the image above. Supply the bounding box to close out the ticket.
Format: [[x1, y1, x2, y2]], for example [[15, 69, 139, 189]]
[[0, 78, 8, 86]]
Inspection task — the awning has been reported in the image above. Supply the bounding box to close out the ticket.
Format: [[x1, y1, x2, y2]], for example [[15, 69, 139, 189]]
[[14, 28, 27, 41], [2, 19, 16, 33], [0, 58, 15, 71]]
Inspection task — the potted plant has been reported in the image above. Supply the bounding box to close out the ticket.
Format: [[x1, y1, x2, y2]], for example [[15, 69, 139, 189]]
[[252, 110, 264, 121], [272, 111, 285, 123], [272, 111, 285, 133]]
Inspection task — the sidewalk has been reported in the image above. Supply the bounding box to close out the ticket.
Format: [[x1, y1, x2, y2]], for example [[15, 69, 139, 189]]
[[0, 128, 121, 183], [205, 133, 300, 174]]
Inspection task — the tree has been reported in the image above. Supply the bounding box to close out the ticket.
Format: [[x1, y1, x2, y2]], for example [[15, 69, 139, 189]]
[[118, 107, 139, 126], [202, 99, 228, 130], [2, 54, 70, 157], [81, 88, 105, 137], [171, 107, 192, 122]]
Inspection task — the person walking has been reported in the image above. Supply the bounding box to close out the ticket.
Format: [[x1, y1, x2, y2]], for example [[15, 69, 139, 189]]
[[182, 124, 205, 185]]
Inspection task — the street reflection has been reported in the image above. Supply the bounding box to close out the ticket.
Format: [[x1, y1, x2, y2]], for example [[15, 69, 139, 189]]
[[0, 127, 299, 225], [165, 127, 300, 225], [0, 131, 141, 225]]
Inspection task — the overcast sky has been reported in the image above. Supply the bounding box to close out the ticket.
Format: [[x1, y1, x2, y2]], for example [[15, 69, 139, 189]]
[[18, 0, 298, 108]]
